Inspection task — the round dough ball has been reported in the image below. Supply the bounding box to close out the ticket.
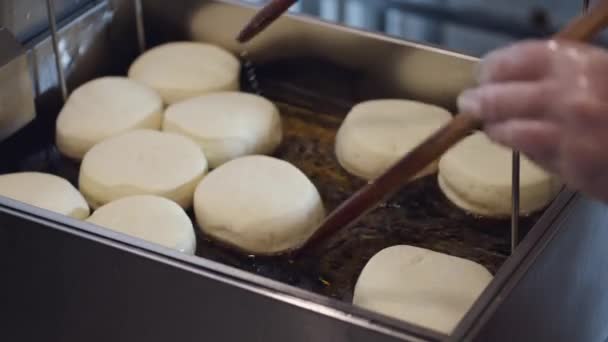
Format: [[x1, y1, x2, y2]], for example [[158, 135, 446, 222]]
[[87, 195, 196, 254], [353, 245, 492, 334], [163, 92, 282, 168], [55, 76, 163, 160], [336, 99, 452, 180], [438, 132, 561, 217], [0, 172, 89, 219], [128, 42, 240, 104], [79, 129, 208, 209], [194, 155, 325, 255]]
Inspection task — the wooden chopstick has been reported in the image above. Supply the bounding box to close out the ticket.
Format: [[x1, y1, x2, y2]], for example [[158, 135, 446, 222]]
[[236, 0, 297, 43], [300, 0, 608, 252]]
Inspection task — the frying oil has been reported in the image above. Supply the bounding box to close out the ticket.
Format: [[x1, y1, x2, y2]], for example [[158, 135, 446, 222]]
[[240, 50, 262, 95]]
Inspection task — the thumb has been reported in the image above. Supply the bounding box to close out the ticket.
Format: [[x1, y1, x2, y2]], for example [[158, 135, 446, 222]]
[[457, 89, 482, 118]]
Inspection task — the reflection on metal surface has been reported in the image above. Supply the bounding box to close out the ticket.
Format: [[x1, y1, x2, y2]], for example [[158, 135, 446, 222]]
[[29, 2, 116, 99], [0, 0, 98, 43], [0, 28, 35, 141], [179, 0, 476, 110]]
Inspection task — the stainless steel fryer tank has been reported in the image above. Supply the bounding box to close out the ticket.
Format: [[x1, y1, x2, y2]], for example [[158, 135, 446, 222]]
[[1, 1, 608, 341]]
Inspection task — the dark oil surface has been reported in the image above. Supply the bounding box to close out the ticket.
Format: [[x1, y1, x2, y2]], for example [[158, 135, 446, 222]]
[[9, 58, 541, 302], [11, 101, 541, 301]]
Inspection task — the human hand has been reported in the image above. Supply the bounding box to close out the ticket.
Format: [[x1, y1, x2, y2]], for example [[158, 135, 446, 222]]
[[457, 40, 608, 202]]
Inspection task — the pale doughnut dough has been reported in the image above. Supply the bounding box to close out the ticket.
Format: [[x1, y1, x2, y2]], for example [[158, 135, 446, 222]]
[[79, 129, 208, 209], [194, 155, 325, 255], [87, 195, 196, 254], [128, 42, 240, 104], [55, 77, 163, 160], [438, 132, 561, 217], [353, 245, 492, 334], [163, 92, 282, 168], [335, 100, 452, 180], [0, 172, 89, 219]]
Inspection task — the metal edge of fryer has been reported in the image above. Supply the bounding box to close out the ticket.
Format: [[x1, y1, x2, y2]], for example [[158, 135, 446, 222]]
[[450, 189, 577, 340], [0, 194, 441, 342], [0, 0, 577, 340]]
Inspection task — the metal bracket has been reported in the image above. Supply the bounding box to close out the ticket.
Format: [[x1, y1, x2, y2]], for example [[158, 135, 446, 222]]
[[45, 0, 68, 102], [134, 0, 146, 53], [0, 27, 36, 141], [511, 151, 520, 254]]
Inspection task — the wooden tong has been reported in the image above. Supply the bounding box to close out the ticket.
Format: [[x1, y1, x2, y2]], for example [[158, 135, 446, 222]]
[[236, 0, 608, 253]]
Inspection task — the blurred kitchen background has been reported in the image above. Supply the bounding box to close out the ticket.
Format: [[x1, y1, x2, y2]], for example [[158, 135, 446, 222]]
[[0, 0, 596, 57], [242, 0, 591, 57]]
